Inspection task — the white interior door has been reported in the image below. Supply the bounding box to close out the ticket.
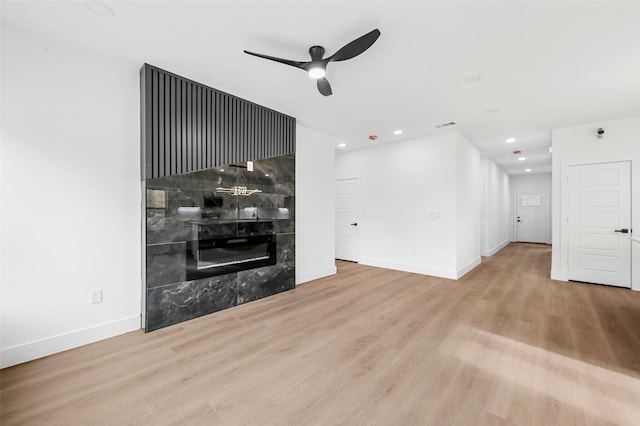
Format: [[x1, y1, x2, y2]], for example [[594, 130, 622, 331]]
[[516, 190, 549, 243], [568, 161, 632, 288], [335, 178, 359, 262]]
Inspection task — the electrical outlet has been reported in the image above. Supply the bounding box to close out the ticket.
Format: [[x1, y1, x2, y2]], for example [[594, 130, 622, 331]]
[[90, 289, 102, 304]]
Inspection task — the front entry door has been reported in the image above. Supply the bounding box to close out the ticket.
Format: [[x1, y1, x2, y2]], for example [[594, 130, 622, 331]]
[[335, 178, 359, 262], [516, 190, 549, 243], [568, 161, 632, 288]]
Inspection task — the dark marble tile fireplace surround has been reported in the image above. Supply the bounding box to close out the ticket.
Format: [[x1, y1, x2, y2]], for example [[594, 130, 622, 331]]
[[140, 64, 296, 332], [144, 155, 295, 331]]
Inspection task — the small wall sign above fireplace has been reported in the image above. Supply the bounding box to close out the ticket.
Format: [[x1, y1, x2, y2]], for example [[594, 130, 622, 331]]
[[216, 186, 262, 196]]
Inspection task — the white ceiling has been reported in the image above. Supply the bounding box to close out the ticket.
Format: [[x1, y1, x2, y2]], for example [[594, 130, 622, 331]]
[[3, 1, 640, 175]]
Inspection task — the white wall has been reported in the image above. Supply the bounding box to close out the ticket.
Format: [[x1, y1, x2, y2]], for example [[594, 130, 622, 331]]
[[455, 134, 482, 274], [480, 159, 511, 256], [511, 173, 552, 193], [510, 172, 552, 243], [0, 26, 340, 368], [295, 125, 337, 284], [1, 26, 142, 367], [551, 115, 640, 291], [335, 131, 481, 279]]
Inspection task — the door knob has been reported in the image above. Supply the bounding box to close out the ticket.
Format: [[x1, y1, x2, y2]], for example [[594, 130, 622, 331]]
[[350, 223, 358, 226], [614, 228, 629, 234]]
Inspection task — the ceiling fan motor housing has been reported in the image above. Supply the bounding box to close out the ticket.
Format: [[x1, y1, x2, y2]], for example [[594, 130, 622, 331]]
[[309, 45, 325, 60]]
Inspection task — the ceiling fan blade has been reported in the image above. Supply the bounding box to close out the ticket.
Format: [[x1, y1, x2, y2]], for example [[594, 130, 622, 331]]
[[243, 50, 308, 70], [329, 29, 381, 62], [317, 78, 332, 96]]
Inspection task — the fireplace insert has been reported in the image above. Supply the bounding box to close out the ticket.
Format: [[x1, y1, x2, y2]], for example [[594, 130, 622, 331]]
[[186, 234, 276, 280]]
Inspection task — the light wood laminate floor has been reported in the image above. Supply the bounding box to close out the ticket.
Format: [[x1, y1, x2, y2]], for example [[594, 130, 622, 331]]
[[2, 243, 640, 425]]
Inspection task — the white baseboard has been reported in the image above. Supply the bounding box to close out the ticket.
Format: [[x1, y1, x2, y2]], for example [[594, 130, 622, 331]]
[[1, 315, 141, 368], [551, 270, 638, 290], [550, 270, 567, 281], [481, 239, 510, 257], [296, 265, 337, 285], [359, 258, 457, 280], [457, 257, 482, 279]]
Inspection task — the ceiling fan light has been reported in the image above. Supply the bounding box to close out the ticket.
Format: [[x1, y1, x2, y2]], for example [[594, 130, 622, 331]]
[[308, 67, 326, 79]]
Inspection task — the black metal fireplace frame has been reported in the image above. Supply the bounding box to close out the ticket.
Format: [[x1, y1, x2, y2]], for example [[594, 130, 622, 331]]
[[185, 234, 276, 280]]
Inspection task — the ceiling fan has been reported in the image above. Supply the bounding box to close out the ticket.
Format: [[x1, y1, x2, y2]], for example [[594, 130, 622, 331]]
[[244, 29, 381, 96]]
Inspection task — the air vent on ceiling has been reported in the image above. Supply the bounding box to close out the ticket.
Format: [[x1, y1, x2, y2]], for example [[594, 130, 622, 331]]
[[435, 121, 456, 128]]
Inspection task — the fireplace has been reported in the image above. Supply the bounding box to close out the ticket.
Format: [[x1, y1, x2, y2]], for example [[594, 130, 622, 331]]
[[186, 233, 276, 280], [143, 154, 295, 332]]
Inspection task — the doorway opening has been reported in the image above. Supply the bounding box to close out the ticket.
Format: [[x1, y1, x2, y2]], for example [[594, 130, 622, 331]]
[[335, 178, 359, 262], [567, 161, 632, 288], [515, 190, 550, 244]]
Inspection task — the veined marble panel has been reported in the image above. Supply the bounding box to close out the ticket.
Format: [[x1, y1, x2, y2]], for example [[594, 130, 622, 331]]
[[276, 234, 295, 264], [237, 262, 295, 305], [146, 242, 187, 288], [146, 273, 237, 331]]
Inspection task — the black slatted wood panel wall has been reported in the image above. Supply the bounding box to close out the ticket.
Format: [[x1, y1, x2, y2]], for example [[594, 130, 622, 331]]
[[140, 64, 296, 180]]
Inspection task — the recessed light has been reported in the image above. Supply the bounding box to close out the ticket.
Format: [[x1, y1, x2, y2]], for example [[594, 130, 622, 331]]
[[265, 173, 270, 177], [518, 157, 526, 161], [393, 130, 403, 135], [86, 0, 115, 18], [220, 169, 224, 172], [484, 108, 500, 114], [338, 143, 346, 148], [506, 138, 516, 143], [525, 169, 532, 172]]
